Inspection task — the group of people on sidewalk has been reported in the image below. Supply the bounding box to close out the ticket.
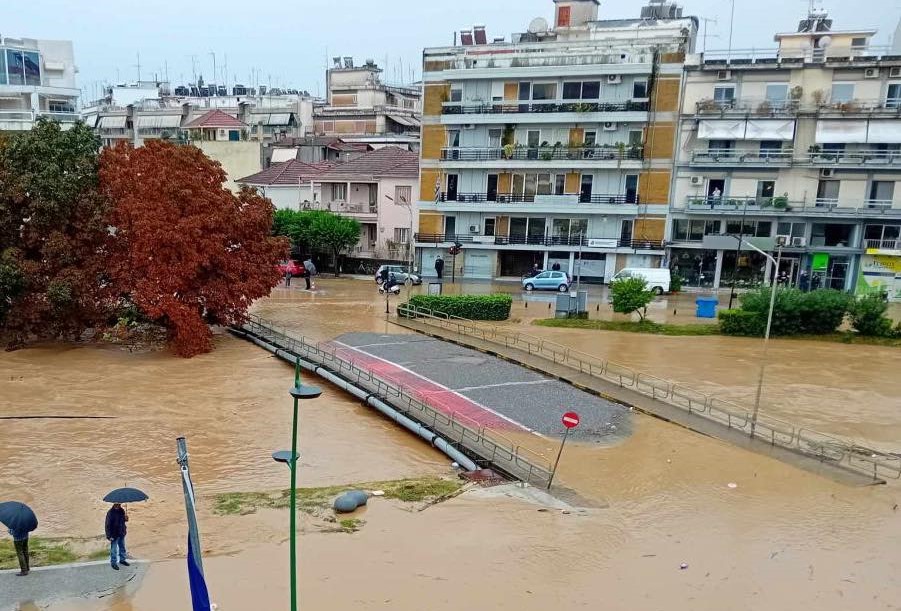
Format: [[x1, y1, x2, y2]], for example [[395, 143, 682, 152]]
[[283, 257, 318, 290], [7, 503, 132, 576]]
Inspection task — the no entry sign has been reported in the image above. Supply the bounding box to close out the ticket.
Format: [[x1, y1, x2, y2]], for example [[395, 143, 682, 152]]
[[561, 412, 580, 429]]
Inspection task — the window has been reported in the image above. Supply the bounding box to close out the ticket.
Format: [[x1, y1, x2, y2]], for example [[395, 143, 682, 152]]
[[557, 5, 571, 27], [571, 219, 587, 237], [484, 218, 496, 237], [817, 180, 840, 204], [0, 50, 6, 85], [713, 86, 736, 106], [632, 79, 649, 99], [777, 222, 806, 239], [624, 174, 639, 203], [708, 139, 734, 153], [531, 83, 557, 101], [395, 185, 412, 205], [629, 130, 643, 146], [851, 37, 868, 49], [869, 181, 895, 204], [554, 174, 566, 195], [510, 217, 527, 237], [393, 227, 410, 244], [757, 180, 776, 200], [581, 81, 600, 99], [553, 218, 570, 237], [765, 84, 789, 102], [583, 131, 597, 146], [563, 82, 582, 100], [488, 128, 502, 148], [563, 81, 599, 100], [6, 49, 24, 85], [887, 84, 901, 109], [831, 83, 855, 104], [537, 173, 552, 195], [332, 183, 347, 201], [524, 174, 538, 198], [759, 141, 782, 157], [810, 223, 853, 247], [580, 175, 593, 203], [725, 220, 771, 237], [673, 219, 720, 242], [449, 87, 463, 102], [447, 129, 460, 148]]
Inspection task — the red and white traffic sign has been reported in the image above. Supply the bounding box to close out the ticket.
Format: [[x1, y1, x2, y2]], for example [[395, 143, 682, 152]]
[[561, 412, 580, 429]]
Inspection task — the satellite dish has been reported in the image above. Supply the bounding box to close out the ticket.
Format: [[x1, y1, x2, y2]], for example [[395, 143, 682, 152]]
[[528, 17, 549, 34], [817, 35, 833, 48]]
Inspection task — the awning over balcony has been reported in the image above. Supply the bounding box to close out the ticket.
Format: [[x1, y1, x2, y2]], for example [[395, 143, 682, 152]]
[[135, 114, 182, 129], [250, 113, 292, 126], [388, 114, 419, 127], [698, 119, 795, 141], [815, 120, 868, 143], [99, 115, 127, 129], [867, 120, 901, 144]]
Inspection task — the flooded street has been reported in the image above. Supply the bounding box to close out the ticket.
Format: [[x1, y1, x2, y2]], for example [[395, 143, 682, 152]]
[[4, 276, 901, 610]]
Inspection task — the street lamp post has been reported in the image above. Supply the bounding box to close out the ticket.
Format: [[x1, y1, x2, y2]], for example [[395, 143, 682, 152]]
[[273, 358, 321, 611]]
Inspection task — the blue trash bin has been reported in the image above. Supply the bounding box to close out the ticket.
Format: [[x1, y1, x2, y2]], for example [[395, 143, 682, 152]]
[[695, 297, 718, 319]]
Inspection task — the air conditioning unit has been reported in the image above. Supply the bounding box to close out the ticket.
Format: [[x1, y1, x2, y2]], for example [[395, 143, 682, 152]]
[[689, 176, 704, 186], [607, 74, 623, 85], [891, 67, 901, 78], [717, 70, 732, 81], [791, 236, 807, 247], [820, 168, 835, 178], [469, 225, 479, 233], [864, 68, 880, 79], [775, 235, 791, 247], [603, 121, 618, 131], [462, 124, 476, 130]]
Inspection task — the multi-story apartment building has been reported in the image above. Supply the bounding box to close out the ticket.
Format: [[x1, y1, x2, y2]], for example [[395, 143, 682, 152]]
[[313, 57, 421, 150], [0, 36, 79, 132], [669, 9, 901, 300], [415, 0, 697, 280]]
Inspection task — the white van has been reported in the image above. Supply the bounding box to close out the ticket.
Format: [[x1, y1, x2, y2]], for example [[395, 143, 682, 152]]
[[611, 268, 671, 295]]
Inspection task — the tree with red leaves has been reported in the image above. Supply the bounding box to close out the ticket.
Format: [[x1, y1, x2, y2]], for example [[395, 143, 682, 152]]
[[100, 140, 288, 357]]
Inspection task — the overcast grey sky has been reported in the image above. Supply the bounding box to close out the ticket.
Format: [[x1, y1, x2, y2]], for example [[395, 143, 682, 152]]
[[7, 0, 900, 101]]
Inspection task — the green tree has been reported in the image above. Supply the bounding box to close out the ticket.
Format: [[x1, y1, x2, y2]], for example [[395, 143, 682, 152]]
[[306, 210, 361, 276], [848, 292, 894, 337], [610, 277, 654, 322], [272, 209, 315, 255], [0, 118, 111, 344]]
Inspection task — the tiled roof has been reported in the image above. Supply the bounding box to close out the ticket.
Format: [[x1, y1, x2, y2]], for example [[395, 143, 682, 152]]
[[315, 146, 418, 181], [237, 160, 335, 186], [183, 109, 246, 129]]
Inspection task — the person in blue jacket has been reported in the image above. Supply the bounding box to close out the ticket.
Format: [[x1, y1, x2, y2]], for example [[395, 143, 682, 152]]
[[105, 503, 130, 570]]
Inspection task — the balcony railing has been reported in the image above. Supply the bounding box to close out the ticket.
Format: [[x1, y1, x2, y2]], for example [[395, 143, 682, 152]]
[[439, 192, 638, 205], [802, 150, 901, 166], [683, 196, 901, 216], [865, 239, 901, 250], [414, 233, 664, 249], [440, 145, 643, 162], [442, 100, 650, 115], [692, 98, 901, 116], [690, 148, 794, 165], [0, 110, 35, 121], [38, 111, 80, 122]]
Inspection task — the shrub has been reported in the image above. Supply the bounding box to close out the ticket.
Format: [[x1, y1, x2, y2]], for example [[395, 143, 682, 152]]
[[610, 277, 654, 321], [738, 288, 851, 336], [402, 294, 512, 321], [848, 292, 894, 337], [669, 273, 684, 294], [718, 309, 765, 336]]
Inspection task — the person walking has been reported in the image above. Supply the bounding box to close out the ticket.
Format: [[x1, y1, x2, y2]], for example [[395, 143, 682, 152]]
[[105, 503, 129, 570], [284, 267, 292, 288], [434, 256, 444, 279], [303, 257, 317, 290], [552, 262, 561, 271], [8, 526, 30, 576]]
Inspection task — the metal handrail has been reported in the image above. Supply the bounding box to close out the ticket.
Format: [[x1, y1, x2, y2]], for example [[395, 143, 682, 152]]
[[396, 304, 901, 482], [239, 314, 554, 487]]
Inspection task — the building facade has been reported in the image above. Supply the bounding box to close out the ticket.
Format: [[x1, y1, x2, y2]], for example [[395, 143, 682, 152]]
[[669, 9, 901, 300], [313, 58, 422, 150], [0, 36, 79, 132], [415, 0, 697, 280]]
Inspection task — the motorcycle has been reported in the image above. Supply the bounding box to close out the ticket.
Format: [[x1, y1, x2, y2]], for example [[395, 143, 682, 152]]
[[379, 282, 401, 295]]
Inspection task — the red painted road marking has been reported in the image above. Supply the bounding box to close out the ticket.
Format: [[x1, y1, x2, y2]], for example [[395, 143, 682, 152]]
[[327, 341, 531, 432], [562, 412, 580, 429]]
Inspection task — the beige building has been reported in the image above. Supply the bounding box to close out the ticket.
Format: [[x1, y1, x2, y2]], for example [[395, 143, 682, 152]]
[[182, 110, 261, 192], [668, 9, 901, 299]]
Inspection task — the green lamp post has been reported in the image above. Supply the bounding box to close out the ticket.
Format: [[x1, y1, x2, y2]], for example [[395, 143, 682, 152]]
[[273, 358, 321, 611]]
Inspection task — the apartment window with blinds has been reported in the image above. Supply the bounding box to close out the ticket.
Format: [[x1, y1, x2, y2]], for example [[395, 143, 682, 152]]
[[393, 228, 410, 244], [332, 183, 347, 201], [395, 185, 412, 205]]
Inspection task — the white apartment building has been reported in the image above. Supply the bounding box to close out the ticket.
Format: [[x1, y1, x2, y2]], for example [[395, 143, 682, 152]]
[[669, 9, 901, 300], [0, 36, 79, 132], [416, 0, 697, 280]]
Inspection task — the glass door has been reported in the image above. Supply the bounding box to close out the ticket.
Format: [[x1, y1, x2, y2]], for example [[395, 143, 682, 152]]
[[487, 174, 498, 201]]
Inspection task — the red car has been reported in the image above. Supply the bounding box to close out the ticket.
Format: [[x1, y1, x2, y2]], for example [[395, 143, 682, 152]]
[[277, 260, 303, 277]]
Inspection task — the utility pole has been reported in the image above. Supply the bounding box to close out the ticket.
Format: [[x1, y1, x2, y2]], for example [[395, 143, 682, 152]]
[[727, 0, 736, 56]]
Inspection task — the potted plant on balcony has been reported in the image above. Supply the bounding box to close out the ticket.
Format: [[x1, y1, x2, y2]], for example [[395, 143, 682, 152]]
[[615, 141, 626, 160], [697, 98, 719, 112], [502, 143, 514, 159], [756, 100, 772, 116], [811, 89, 826, 107], [790, 85, 804, 101], [772, 194, 789, 210]]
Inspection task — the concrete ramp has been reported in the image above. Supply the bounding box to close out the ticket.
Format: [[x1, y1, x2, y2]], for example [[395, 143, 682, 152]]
[[0, 559, 148, 611]]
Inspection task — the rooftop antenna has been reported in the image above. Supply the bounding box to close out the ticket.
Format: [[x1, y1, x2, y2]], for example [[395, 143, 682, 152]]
[[134, 52, 141, 82], [698, 16, 718, 53], [727, 0, 736, 55]]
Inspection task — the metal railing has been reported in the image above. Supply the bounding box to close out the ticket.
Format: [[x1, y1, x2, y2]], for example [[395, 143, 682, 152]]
[[692, 98, 901, 116], [439, 192, 637, 205], [395, 304, 901, 482], [865, 238, 901, 250], [683, 196, 901, 217], [440, 146, 643, 162], [238, 315, 553, 487], [413, 233, 664, 249], [442, 100, 650, 115], [690, 148, 794, 165], [690, 149, 901, 167]]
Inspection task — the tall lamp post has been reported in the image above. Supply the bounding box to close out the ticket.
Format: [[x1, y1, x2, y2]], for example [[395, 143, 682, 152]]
[[273, 358, 321, 611], [731, 236, 784, 438]]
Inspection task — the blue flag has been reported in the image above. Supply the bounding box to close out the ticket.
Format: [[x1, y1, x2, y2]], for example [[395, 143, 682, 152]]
[[187, 534, 211, 611]]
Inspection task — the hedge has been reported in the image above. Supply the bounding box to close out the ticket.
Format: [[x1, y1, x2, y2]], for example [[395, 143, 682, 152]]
[[717, 309, 765, 336], [401, 294, 513, 321]]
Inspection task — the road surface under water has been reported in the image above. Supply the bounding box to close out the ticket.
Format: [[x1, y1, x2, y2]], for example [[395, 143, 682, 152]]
[[3, 277, 901, 610]]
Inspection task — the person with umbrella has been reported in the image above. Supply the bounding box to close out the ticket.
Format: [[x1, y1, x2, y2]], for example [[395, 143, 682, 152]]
[[0, 501, 38, 576], [103, 487, 148, 571]]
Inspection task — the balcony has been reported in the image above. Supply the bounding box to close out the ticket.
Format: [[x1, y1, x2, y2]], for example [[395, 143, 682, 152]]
[[440, 100, 649, 125], [800, 149, 901, 168], [414, 233, 664, 250], [428, 191, 639, 215], [440, 192, 637, 204], [689, 148, 794, 167], [681, 196, 901, 217], [315, 201, 378, 220], [864, 238, 901, 252], [440, 145, 643, 167], [691, 98, 901, 117]]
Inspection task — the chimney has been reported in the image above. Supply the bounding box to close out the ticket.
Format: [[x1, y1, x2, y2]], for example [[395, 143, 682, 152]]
[[553, 0, 600, 29]]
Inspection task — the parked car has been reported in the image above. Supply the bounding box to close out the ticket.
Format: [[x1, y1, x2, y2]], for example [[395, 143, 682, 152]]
[[611, 267, 671, 295], [522, 270, 571, 292], [374, 265, 422, 286], [277, 260, 303, 277]]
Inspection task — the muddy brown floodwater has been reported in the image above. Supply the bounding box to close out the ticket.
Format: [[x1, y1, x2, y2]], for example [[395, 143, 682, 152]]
[[4, 277, 901, 610]]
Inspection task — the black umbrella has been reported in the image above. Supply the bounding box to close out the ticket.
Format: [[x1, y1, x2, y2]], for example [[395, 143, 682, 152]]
[[0, 501, 38, 534], [103, 488, 149, 504]]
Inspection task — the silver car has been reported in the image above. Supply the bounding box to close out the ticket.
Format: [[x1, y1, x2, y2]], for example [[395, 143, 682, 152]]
[[374, 265, 422, 286]]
